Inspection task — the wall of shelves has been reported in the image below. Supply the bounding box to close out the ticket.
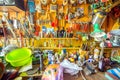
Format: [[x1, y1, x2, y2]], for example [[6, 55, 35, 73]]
[[31, 47, 80, 50], [29, 38, 83, 49], [7, 37, 120, 50], [0, 0, 119, 79], [0, 0, 119, 51]]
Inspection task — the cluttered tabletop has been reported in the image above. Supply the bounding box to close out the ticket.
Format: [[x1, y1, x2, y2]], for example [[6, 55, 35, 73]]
[[0, 0, 120, 80]]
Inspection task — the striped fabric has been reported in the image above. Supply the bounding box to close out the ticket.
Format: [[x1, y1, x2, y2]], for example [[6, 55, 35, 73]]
[[106, 68, 120, 79], [105, 72, 119, 80]]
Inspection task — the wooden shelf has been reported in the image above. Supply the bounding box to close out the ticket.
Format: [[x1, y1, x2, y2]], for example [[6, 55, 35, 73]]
[[0, 6, 24, 12], [98, 47, 120, 49], [31, 47, 120, 50], [38, 38, 78, 40], [30, 47, 80, 49], [27, 47, 120, 50]]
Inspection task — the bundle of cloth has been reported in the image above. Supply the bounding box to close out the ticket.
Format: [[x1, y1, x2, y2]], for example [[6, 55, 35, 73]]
[[42, 59, 83, 80], [42, 64, 63, 80]]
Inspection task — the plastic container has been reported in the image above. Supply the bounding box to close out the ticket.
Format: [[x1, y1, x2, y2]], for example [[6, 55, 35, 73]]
[[5, 48, 32, 67]]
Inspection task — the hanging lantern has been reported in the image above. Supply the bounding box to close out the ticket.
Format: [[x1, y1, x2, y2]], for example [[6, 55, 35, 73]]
[[90, 23, 106, 38], [92, 11, 106, 27]]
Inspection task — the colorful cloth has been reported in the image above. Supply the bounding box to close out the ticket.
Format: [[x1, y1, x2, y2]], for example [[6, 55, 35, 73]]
[[105, 72, 119, 80], [107, 68, 120, 79], [42, 64, 63, 80]]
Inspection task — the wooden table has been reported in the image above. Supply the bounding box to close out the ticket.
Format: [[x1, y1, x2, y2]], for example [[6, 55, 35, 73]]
[[64, 72, 107, 80]]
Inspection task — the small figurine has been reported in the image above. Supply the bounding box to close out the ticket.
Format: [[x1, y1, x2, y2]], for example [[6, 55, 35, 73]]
[[68, 52, 75, 63], [77, 55, 83, 66], [83, 62, 97, 75], [94, 48, 100, 62], [60, 27, 66, 38], [79, 49, 86, 62], [48, 51, 53, 64], [59, 52, 65, 62], [88, 55, 94, 63], [83, 55, 97, 75], [55, 53, 60, 64], [51, 55, 55, 64]]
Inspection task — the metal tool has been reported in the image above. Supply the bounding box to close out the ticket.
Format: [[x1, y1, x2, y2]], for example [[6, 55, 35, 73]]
[[34, 49, 43, 74]]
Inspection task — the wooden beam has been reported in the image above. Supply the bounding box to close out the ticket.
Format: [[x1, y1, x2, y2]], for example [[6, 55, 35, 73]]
[[108, 0, 120, 12]]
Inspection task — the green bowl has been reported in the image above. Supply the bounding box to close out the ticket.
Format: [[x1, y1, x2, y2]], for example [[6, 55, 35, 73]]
[[5, 48, 32, 67]]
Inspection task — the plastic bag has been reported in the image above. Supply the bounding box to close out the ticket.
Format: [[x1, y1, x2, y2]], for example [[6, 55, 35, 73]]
[[0, 44, 18, 56], [60, 59, 82, 75]]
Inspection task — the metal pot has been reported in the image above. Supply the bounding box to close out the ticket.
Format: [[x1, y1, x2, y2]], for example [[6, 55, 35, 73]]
[[110, 30, 120, 45]]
